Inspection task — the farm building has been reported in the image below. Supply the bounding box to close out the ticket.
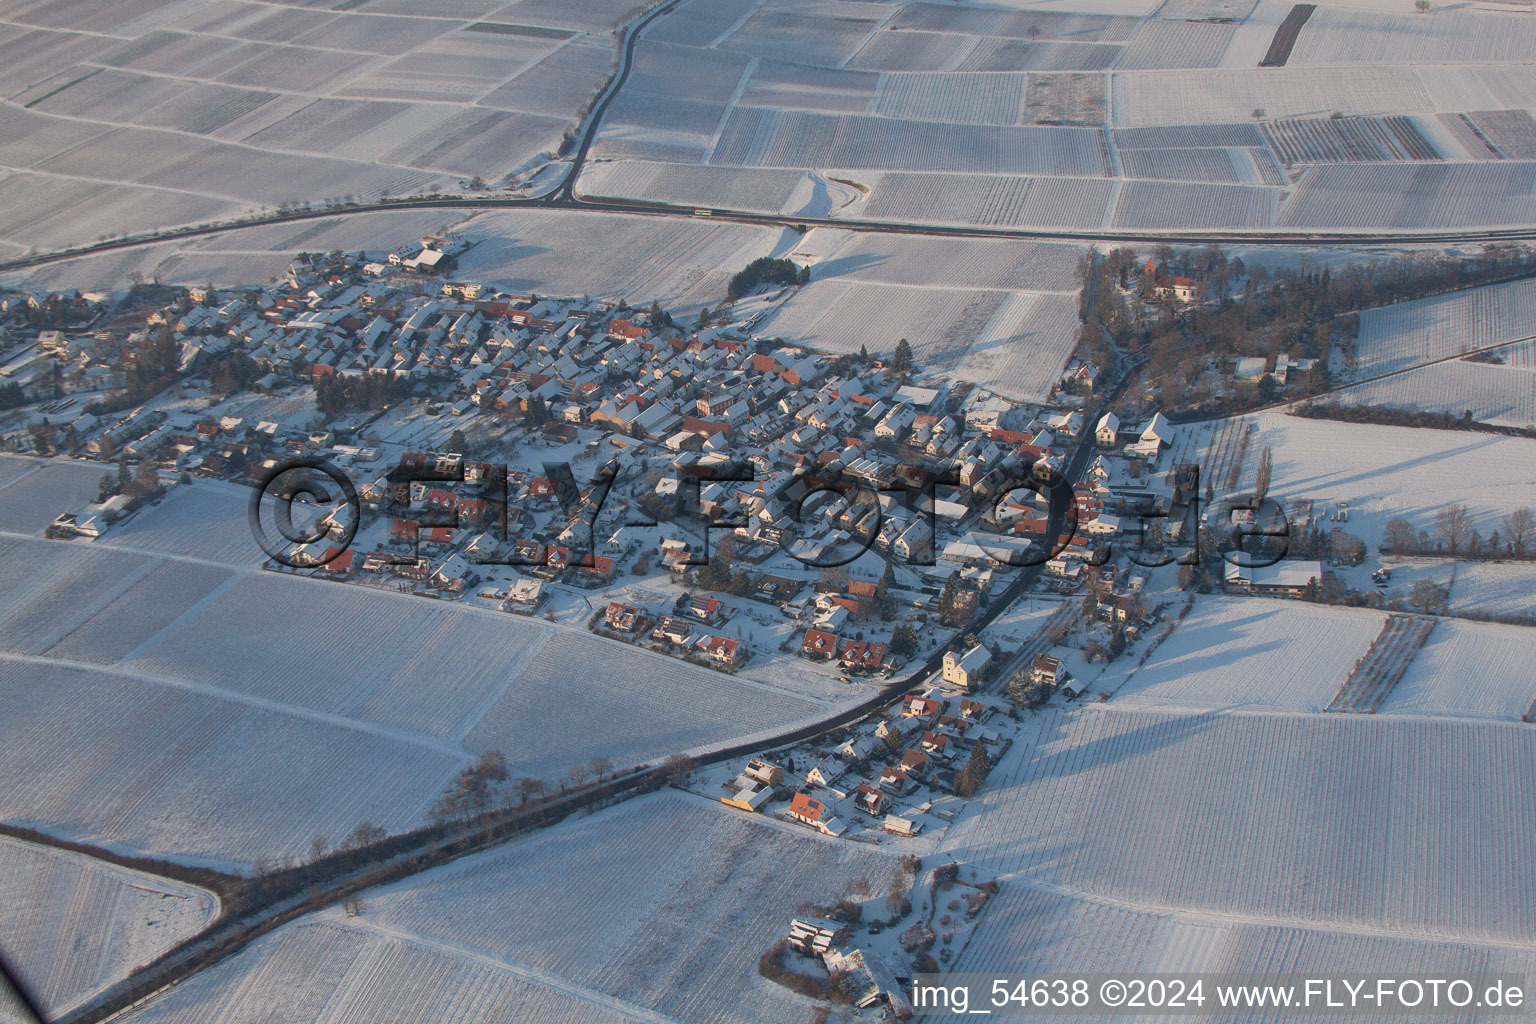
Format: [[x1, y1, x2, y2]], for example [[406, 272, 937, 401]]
[[1224, 560, 1326, 598], [789, 793, 847, 836]]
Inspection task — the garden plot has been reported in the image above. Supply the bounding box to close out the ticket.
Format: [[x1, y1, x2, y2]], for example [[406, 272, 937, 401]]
[[1261, 115, 1439, 164], [1111, 179, 1276, 228], [133, 83, 286, 137], [1350, 276, 1536, 379], [873, 72, 1028, 126], [957, 38, 1123, 72], [1377, 620, 1535, 721], [105, 480, 267, 565], [889, 4, 1140, 41], [709, 108, 1108, 175], [1115, 18, 1237, 70], [847, 28, 982, 71], [862, 172, 1117, 229], [642, 0, 758, 48], [1111, 597, 1384, 713], [808, 232, 1083, 292], [959, 884, 1234, 978], [1288, 7, 1536, 66], [46, 559, 233, 667], [944, 291, 1080, 401], [0, 175, 239, 252], [1119, 147, 1255, 183], [381, 108, 572, 179], [116, 794, 898, 1024], [0, 28, 116, 97], [0, 836, 216, 1021], [738, 60, 879, 115], [241, 99, 447, 165], [1470, 109, 1536, 161], [452, 210, 785, 315], [1236, 411, 1536, 551], [0, 459, 113, 533], [757, 278, 1009, 361], [1277, 162, 1536, 231], [577, 160, 808, 214], [1112, 67, 1433, 127], [1330, 355, 1536, 429], [477, 37, 615, 117], [0, 656, 464, 867], [1022, 72, 1105, 125], [498, 0, 656, 32], [21, 67, 189, 123], [942, 705, 1536, 943], [718, 1, 888, 67]]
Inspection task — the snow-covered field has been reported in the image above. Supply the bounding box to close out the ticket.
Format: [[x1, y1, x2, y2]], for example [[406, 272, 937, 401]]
[[1350, 277, 1536, 379], [0, 471, 842, 865], [0, 836, 215, 1020], [1449, 560, 1536, 619], [1331, 353, 1536, 430], [1110, 597, 1385, 712], [1230, 411, 1536, 550], [1377, 620, 1536, 721], [113, 794, 897, 1024], [452, 210, 789, 315], [0, 3, 630, 251], [943, 705, 1536, 943], [550, 0, 1536, 233], [960, 882, 1536, 995]]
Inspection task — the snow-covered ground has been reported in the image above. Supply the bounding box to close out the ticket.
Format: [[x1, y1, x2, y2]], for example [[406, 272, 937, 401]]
[[1109, 596, 1385, 712], [0, 469, 851, 866], [0, 835, 215, 1020], [1225, 411, 1536, 551], [112, 793, 897, 1024], [943, 704, 1536, 943], [1377, 619, 1536, 721]]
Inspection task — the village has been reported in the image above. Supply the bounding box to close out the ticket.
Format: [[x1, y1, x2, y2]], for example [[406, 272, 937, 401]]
[[0, 239, 1225, 706]]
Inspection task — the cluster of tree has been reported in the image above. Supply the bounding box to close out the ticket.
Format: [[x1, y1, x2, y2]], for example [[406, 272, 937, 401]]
[[428, 750, 511, 825], [725, 257, 807, 302], [952, 743, 992, 797], [1007, 670, 1052, 709], [0, 381, 27, 410], [313, 369, 409, 417], [937, 573, 974, 628], [88, 328, 181, 415], [207, 351, 265, 397], [694, 535, 748, 591], [1294, 402, 1536, 440], [1384, 505, 1532, 559], [97, 458, 164, 506], [1101, 243, 1536, 419]]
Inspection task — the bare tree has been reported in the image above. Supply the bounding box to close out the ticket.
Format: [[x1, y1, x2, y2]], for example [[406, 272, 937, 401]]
[[663, 752, 696, 786], [309, 834, 329, 862], [515, 777, 546, 804], [588, 755, 613, 780], [1410, 580, 1448, 615], [1436, 503, 1472, 555], [1503, 506, 1532, 557], [1384, 517, 1417, 554], [1254, 446, 1274, 505]]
